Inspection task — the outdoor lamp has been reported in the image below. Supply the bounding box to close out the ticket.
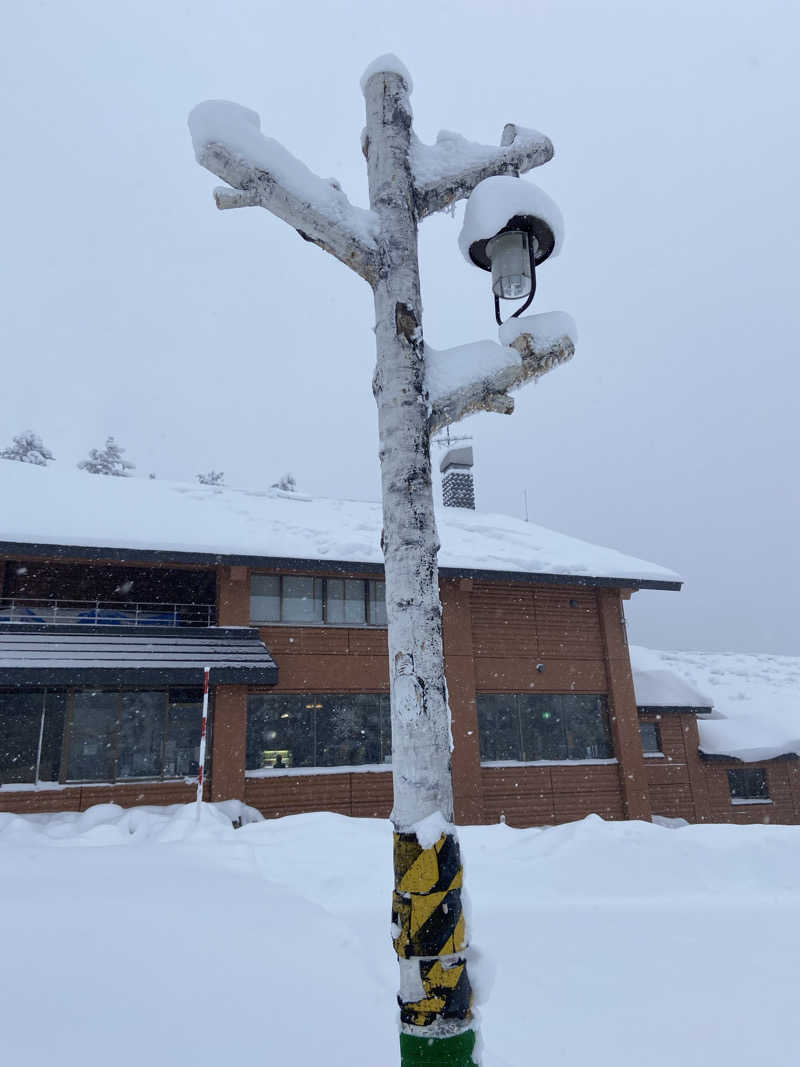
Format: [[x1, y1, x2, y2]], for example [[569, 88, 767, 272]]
[[468, 213, 556, 326], [459, 175, 562, 327]]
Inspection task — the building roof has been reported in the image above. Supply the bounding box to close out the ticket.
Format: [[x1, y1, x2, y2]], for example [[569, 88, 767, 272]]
[[0, 625, 278, 687], [0, 461, 680, 590], [630, 645, 800, 763]]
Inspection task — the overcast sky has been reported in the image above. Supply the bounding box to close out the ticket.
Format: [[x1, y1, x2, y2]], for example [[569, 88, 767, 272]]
[[2, 0, 798, 655]]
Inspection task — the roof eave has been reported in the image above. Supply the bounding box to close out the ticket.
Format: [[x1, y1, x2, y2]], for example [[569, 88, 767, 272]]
[[0, 541, 682, 592]]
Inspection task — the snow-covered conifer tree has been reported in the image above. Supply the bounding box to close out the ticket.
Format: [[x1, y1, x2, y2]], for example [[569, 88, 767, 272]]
[[77, 437, 135, 477], [271, 472, 296, 492], [196, 469, 225, 486], [0, 430, 55, 466]]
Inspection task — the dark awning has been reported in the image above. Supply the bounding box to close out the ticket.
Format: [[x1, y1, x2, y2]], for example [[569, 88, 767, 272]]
[[0, 624, 278, 687]]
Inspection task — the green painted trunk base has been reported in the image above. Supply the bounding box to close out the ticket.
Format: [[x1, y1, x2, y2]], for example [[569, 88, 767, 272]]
[[399, 1029, 477, 1065]]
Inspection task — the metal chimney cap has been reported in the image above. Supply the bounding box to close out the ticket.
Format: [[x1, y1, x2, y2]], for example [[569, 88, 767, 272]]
[[440, 445, 473, 473]]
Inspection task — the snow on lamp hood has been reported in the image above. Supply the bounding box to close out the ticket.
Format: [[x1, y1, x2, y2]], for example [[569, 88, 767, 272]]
[[458, 175, 565, 265]]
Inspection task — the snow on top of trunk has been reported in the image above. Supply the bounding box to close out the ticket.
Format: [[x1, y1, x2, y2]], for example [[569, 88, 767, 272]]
[[188, 100, 378, 246], [0, 460, 679, 585], [458, 175, 564, 263], [360, 53, 413, 93], [630, 645, 800, 762]]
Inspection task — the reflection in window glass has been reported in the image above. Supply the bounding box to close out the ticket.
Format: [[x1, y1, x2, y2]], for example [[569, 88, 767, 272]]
[[117, 692, 164, 778], [247, 693, 391, 769], [728, 768, 769, 801], [639, 722, 661, 754], [368, 581, 388, 626], [282, 576, 324, 623], [38, 690, 66, 782], [472, 694, 519, 762], [0, 691, 44, 784], [478, 694, 614, 763], [68, 690, 118, 782], [165, 689, 203, 777], [326, 579, 367, 625], [250, 575, 280, 622], [249, 575, 387, 627]]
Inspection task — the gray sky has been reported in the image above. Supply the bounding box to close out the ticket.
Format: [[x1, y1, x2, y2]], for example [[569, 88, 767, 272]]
[[2, 0, 798, 655]]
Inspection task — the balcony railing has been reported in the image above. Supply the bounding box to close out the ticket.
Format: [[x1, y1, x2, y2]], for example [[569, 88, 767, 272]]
[[0, 598, 216, 628]]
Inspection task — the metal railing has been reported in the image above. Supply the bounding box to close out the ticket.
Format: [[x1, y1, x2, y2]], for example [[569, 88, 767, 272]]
[[0, 597, 216, 628]]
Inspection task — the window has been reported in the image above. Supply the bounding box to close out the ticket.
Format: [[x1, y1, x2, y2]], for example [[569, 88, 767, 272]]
[[246, 693, 392, 770], [477, 694, 614, 763], [250, 575, 387, 626], [727, 768, 770, 802], [639, 721, 662, 755], [1, 687, 206, 787], [0, 690, 65, 785], [64, 688, 205, 783]]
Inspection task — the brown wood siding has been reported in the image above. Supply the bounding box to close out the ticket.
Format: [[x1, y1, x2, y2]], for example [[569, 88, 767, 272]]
[[480, 763, 623, 827], [642, 714, 696, 821], [244, 772, 392, 820], [0, 780, 197, 815], [703, 759, 799, 824]]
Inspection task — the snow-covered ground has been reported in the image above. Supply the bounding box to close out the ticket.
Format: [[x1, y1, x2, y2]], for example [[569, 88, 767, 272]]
[[632, 645, 800, 761], [2, 803, 798, 1066]]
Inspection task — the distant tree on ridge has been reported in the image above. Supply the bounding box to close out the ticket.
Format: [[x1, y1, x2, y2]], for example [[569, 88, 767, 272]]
[[196, 470, 225, 486], [0, 430, 55, 466], [77, 436, 135, 477]]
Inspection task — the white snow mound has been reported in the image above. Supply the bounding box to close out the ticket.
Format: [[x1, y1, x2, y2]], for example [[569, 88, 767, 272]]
[[459, 175, 564, 264]]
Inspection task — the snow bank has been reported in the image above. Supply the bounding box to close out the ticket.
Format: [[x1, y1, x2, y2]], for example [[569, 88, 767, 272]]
[[458, 175, 564, 264], [631, 645, 800, 762], [0, 460, 680, 585], [2, 806, 800, 1067]]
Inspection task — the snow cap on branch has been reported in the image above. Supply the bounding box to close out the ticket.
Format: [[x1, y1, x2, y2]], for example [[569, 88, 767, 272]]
[[188, 100, 378, 248], [458, 175, 564, 264], [360, 53, 413, 93], [498, 309, 578, 348]]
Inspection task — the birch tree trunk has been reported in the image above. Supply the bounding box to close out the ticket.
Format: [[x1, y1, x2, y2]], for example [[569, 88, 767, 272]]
[[363, 70, 477, 1065]]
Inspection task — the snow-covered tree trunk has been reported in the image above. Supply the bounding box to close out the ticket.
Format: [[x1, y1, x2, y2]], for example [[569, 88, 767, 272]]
[[190, 58, 569, 1066], [363, 69, 475, 1062]]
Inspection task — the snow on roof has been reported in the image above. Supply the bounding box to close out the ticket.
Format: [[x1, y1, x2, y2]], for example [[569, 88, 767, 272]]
[[631, 645, 800, 763], [0, 461, 679, 586]]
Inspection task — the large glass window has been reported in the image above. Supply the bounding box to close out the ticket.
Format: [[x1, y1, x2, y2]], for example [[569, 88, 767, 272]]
[[1, 687, 204, 786], [247, 693, 392, 770], [250, 575, 386, 627], [477, 694, 614, 763]]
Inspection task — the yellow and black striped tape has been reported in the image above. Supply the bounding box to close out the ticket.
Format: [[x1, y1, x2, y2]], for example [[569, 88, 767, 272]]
[[392, 832, 468, 959], [398, 956, 473, 1028]]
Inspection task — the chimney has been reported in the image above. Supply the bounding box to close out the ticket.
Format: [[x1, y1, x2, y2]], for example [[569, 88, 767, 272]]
[[440, 445, 475, 509]]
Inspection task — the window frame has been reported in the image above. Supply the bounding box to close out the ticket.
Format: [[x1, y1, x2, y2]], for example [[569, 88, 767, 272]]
[[249, 574, 387, 628], [476, 693, 615, 765], [727, 767, 771, 804], [0, 686, 209, 787], [246, 691, 392, 772], [639, 720, 663, 757]]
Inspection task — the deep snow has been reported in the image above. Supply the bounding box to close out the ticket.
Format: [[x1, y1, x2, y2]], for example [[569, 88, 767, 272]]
[[1, 803, 798, 1066]]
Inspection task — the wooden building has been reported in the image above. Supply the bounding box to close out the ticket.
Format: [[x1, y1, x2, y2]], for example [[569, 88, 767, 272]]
[[2, 461, 794, 825]]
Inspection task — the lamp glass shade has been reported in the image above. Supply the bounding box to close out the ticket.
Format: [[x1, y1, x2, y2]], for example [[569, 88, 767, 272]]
[[485, 230, 533, 300]]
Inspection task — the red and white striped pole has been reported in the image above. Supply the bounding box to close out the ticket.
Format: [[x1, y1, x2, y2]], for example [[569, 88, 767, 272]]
[[196, 666, 210, 808]]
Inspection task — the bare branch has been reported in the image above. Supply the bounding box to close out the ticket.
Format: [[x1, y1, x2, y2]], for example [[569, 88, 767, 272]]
[[412, 124, 553, 220], [189, 102, 379, 284], [427, 315, 575, 433]]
